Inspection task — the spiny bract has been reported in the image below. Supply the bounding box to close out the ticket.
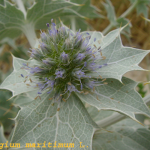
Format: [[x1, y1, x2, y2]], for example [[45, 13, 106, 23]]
[[22, 19, 107, 101]]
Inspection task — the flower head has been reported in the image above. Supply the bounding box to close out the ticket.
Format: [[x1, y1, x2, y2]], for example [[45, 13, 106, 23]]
[[22, 19, 107, 102]]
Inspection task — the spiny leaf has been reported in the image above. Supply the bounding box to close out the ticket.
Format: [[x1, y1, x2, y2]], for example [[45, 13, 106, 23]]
[[76, 77, 150, 122], [0, 56, 38, 97], [67, 0, 101, 18], [93, 118, 150, 150], [129, 0, 150, 18], [0, 0, 4, 6], [0, 1, 24, 40], [103, 0, 116, 25], [0, 125, 6, 144], [86, 28, 149, 81], [27, 0, 81, 30], [0, 90, 18, 132], [10, 93, 98, 150]]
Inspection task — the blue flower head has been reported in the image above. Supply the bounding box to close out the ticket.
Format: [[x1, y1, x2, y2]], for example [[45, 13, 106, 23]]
[[22, 19, 107, 102]]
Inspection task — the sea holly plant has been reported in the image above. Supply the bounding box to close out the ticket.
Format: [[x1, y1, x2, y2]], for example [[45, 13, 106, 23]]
[[0, 17, 150, 150]]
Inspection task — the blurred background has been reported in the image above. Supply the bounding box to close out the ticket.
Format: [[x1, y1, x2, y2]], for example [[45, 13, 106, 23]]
[[0, 0, 150, 137]]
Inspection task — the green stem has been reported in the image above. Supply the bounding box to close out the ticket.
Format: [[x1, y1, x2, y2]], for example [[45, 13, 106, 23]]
[[102, 23, 113, 35], [102, 1, 137, 35], [16, 0, 37, 47], [146, 55, 150, 90], [22, 24, 38, 48], [120, 1, 137, 18]]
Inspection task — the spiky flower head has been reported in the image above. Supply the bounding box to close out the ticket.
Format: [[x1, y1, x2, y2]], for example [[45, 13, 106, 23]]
[[22, 19, 107, 101]]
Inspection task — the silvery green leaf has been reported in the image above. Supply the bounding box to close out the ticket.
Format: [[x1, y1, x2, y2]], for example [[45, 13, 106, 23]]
[[27, 0, 80, 30], [86, 28, 149, 81], [116, 18, 131, 34], [0, 56, 38, 97], [60, 0, 102, 31], [129, 0, 150, 18], [0, 125, 6, 144], [103, 0, 116, 25], [72, 0, 101, 18], [0, 1, 24, 40], [0, 0, 4, 6], [136, 3, 148, 18], [65, 17, 91, 31], [93, 118, 150, 150], [10, 90, 39, 107], [87, 106, 113, 123], [0, 0, 80, 42], [76, 77, 150, 121], [10, 93, 98, 150], [0, 90, 18, 132]]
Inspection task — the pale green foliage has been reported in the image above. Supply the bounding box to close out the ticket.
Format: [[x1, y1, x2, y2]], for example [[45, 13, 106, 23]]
[[0, 90, 18, 132], [0, 27, 150, 149], [27, 0, 81, 30], [0, 1, 24, 40], [67, 0, 101, 18], [76, 77, 150, 121], [0, 125, 6, 143], [0, 0, 80, 40], [93, 118, 150, 150], [103, 0, 131, 34], [0, 0, 4, 6], [103, 0, 116, 25], [0, 1, 150, 150], [129, 0, 150, 18], [85, 29, 149, 81], [0, 56, 38, 97], [0, 125, 7, 150], [11, 93, 97, 150], [0, 0, 100, 41]]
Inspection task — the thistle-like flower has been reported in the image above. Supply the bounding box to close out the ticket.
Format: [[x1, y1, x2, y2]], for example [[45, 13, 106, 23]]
[[22, 19, 107, 101]]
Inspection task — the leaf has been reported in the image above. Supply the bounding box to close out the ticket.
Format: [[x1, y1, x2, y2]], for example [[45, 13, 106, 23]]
[[27, 0, 81, 30], [76, 77, 150, 121], [10, 93, 98, 150], [60, 0, 102, 31], [0, 56, 38, 97], [62, 16, 91, 31], [116, 18, 131, 34], [103, 0, 116, 25], [0, 1, 25, 40], [0, 90, 18, 132], [0, 0, 82, 41], [86, 28, 149, 81], [129, 0, 150, 18], [0, 0, 4, 6], [0, 125, 6, 143], [87, 106, 114, 123], [93, 118, 150, 150], [68, 0, 101, 18], [10, 90, 40, 107]]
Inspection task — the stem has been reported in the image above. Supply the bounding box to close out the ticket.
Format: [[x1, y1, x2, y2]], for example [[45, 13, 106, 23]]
[[16, 0, 37, 47], [146, 55, 150, 90], [96, 113, 126, 128], [120, 1, 137, 18], [71, 17, 76, 32], [144, 94, 150, 106], [22, 24, 38, 48], [102, 23, 113, 35], [102, 1, 137, 35], [16, 0, 26, 18], [96, 96, 150, 128]]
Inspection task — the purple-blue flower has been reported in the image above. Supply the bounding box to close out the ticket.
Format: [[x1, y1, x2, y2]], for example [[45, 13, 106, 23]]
[[21, 19, 107, 101]]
